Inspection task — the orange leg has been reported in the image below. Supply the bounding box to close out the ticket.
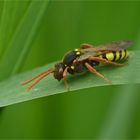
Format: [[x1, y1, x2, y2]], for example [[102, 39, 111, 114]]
[[88, 57, 123, 66], [63, 67, 69, 90], [80, 43, 95, 49], [85, 62, 112, 84], [74, 56, 123, 66]]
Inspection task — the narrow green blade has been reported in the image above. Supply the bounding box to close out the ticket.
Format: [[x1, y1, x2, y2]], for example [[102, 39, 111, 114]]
[[0, 51, 139, 107], [0, 1, 49, 80]]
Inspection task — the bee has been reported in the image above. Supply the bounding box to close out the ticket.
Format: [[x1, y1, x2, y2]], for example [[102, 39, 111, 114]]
[[21, 40, 133, 91]]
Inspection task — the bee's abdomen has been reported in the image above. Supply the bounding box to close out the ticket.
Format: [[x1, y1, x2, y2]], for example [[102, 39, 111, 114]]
[[99, 49, 129, 61]]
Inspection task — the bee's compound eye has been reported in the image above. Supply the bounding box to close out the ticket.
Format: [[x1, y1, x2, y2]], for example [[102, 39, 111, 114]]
[[54, 63, 65, 81]]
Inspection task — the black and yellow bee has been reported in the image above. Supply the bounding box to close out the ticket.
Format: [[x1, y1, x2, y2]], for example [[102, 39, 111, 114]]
[[21, 40, 133, 91]]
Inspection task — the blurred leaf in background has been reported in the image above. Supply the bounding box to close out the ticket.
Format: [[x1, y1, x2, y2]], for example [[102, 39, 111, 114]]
[[0, 0, 140, 139]]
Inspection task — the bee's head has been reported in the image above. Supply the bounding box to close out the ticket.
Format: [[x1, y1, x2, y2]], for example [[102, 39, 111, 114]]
[[54, 62, 65, 81]]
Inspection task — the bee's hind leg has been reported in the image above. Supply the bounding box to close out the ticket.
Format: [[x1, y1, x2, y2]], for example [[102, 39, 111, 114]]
[[88, 57, 124, 66], [85, 62, 112, 84], [80, 43, 95, 49]]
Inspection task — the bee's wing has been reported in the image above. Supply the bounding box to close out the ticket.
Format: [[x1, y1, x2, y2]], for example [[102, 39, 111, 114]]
[[78, 50, 98, 61], [93, 40, 133, 51], [78, 40, 133, 61]]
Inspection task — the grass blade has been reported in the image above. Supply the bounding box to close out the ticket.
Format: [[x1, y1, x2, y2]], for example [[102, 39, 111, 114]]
[[0, 51, 139, 107], [0, 1, 49, 80]]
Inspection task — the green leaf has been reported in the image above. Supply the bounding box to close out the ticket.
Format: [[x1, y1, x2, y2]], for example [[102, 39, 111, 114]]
[[0, 1, 49, 80], [0, 51, 139, 107]]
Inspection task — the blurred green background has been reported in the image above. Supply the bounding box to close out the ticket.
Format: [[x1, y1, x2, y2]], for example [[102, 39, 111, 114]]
[[0, 0, 140, 139]]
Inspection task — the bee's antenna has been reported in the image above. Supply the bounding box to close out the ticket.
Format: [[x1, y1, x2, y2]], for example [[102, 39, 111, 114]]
[[21, 68, 54, 91]]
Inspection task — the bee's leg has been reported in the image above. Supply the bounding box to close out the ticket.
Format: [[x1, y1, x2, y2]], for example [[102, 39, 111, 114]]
[[80, 43, 95, 49], [85, 62, 112, 84], [63, 67, 70, 91], [89, 57, 124, 66]]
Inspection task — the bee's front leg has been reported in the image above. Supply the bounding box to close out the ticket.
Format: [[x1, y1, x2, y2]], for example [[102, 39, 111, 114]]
[[63, 67, 70, 91]]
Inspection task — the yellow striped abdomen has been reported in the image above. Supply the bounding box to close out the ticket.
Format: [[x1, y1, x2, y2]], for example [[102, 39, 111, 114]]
[[99, 50, 129, 62]]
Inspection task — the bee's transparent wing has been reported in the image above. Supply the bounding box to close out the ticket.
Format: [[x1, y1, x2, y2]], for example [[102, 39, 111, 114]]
[[93, 40, 133, 51], [78, 40, 133, 61]]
